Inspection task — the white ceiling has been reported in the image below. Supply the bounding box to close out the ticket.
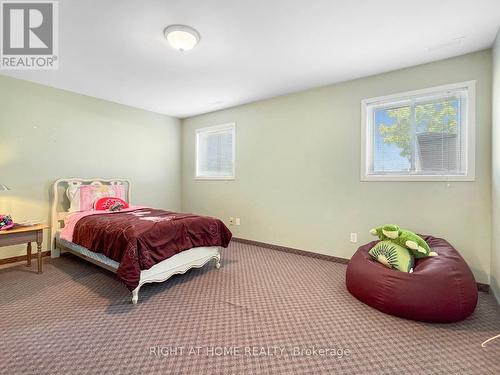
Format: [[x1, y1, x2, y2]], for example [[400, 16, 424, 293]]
[[2, 0, 500, 118]]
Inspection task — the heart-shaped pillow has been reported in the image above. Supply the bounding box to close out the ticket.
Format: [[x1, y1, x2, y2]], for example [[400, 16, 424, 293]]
[[94, 197, 129, 211]]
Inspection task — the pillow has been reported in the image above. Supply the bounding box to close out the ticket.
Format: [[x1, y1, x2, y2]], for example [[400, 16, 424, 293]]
[[68, 184, 125, 212], [368, 241, 414, 273], [94, 197, 129, 211]]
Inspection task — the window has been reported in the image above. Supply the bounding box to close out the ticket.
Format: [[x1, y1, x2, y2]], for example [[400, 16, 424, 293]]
[[361, 81, 475, 181], [196, 123, 235, 179]]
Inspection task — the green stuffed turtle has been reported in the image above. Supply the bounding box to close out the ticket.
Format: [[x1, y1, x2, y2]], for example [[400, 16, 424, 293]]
[[370, 224, 438, 258]]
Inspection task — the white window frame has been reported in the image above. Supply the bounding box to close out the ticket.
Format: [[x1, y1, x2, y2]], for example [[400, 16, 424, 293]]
[[195, 122, 236, 180], [360, 81, 476, 182]]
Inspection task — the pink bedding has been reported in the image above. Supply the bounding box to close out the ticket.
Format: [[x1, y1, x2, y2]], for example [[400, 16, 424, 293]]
[[61, 206, 146, 242]]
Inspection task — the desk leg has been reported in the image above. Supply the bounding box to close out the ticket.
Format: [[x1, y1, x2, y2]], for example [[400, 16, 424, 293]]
[[27, 242, 32, 267], [36, 237, 43, 274]]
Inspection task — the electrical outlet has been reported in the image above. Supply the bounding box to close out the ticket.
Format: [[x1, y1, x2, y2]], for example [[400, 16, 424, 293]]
[[350, 233, 358, 243], [235, 218, 241, 226], [229, 217, 234, 225]]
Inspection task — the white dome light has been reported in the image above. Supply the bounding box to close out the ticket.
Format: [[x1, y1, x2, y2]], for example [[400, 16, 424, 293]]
[[164, 25, 200, 52]]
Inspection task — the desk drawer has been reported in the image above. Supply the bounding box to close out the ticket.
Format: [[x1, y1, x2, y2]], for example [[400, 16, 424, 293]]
[[0, 231, 37, 247]]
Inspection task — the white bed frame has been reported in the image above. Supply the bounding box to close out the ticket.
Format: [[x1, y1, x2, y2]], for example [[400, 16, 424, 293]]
[[51, 178, 221, 304]]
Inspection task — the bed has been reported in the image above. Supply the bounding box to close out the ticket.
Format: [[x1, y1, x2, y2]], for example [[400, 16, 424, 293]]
[[50, 178, 232, 304]]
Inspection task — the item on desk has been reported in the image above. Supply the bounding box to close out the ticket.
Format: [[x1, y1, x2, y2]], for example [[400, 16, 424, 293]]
[[0, 214, 14, 230]]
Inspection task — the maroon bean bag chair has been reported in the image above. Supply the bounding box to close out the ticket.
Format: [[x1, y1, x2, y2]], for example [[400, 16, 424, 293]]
[[346, 235, 478, 323]]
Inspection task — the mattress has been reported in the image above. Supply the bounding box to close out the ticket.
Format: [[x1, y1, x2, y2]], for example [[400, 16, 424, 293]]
[[55, 232, 119, 270]]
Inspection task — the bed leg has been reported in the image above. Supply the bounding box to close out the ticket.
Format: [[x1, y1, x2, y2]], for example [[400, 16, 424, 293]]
[[51, 247, 61, 258], [215, 254, 221, 269], [132, 288, 139, 304]]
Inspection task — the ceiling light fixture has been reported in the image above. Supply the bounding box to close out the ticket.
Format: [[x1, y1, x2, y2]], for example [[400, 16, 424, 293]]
[[164, 24, 200, 52]]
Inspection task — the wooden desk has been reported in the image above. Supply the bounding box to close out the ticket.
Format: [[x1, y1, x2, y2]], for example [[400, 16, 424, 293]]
[[0, 224, 49, 273]]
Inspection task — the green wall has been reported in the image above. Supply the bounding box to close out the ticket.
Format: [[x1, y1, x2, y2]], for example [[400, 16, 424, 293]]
[[0, 75, 181, 258], [182, 50, 493, 284], [0, 50, 495, 287], [491, 30, 500, 303]]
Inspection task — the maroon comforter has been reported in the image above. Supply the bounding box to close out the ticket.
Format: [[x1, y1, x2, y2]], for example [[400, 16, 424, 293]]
[[72, 208, 232, 290]]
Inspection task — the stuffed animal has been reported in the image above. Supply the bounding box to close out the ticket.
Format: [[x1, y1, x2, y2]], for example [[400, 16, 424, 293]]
[[370, 224, 438, 258]]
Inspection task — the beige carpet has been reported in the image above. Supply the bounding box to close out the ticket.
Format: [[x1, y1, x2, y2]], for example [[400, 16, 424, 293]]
[[1, 241, 499, 374]]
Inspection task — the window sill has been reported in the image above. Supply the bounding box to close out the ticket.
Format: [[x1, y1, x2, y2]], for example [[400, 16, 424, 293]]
[[195, 177, 235, 181], [361, 174, 475, 182]]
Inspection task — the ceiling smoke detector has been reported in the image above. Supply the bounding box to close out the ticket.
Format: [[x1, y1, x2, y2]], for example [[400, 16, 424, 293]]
[[428, 37, 466, 52], [164, 24, 200, 52]]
